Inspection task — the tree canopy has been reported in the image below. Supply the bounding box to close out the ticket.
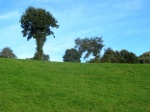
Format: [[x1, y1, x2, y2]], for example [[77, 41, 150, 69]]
[[75, 37, 104, 59], [20, 6, 59, 60], [101, 48, 138, 63], [139, 51, 150, 63], [63, 48, 81, 62], [0, 47, 16, 58], [101, 48, 117, 63]]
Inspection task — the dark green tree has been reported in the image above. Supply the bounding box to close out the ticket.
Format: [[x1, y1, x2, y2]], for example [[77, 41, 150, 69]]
[[139, 51, 150, 63], [120, 49, 138, 63], [127, 52, 138, 63], [20, 6, 59, 60], [101, 48, 117, 63], [63, 48, 81, 62], [118, 49, 138, 63], [119, 50, 129, 63], [0, 47, 16, 58], [75, 37, 104, 60], [101, 48, 138, 63]]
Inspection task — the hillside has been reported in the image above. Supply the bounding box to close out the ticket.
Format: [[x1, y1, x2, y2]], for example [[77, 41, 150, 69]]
[[140, 51, 150, 58], [0, 58, 150, 112]]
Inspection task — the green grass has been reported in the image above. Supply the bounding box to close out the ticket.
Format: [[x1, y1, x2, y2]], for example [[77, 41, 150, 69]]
[[0, 58, 150, 112]]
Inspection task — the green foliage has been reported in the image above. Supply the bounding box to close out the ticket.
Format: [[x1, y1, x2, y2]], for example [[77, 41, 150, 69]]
[[139, 51, 150, 64], [63, 48, 81, 62], [20, 6, 59, 60], [33, 53, 50, 61], [0, 58, 150, 111], [75, 37, 104, 59], [139, 57, 150, 63], [101, 48, 117, 63], [87, 56, 101, 63], [42, 54, 50, 61], [0, 47, 16, 58], [101, 48, 138, 63], [120, 49, 138, 63]]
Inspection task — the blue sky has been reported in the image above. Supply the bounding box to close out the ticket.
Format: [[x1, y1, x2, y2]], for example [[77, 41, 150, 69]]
[[0, 0, 150, 62]]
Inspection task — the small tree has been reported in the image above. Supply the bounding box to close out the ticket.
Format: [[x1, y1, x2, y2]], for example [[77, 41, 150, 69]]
[[101, 48, 117, 63], [75, 37, 104, 60], [127, 52, 138, 63], [63, 48, 81, 62], [20, 6, 59, 60], [0, 47, 16, 58], [120, 50, 138, 63]]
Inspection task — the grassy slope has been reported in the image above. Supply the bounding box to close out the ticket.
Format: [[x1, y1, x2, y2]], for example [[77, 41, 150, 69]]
[[0, 58, 150, 112]]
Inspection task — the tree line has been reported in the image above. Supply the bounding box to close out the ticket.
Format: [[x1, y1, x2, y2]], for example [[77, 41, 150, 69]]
[[0, 6, 149, 64], [63, 37, 150, 64], [0, 47, 50, 61], [1, 43, 149, 64]]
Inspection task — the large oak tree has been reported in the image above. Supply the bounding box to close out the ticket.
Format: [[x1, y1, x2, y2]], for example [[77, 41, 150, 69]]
[[20, 6, 59, 60]]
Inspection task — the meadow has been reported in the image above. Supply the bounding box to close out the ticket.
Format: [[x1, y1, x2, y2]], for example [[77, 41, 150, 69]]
[[0, 58, 150, 112]]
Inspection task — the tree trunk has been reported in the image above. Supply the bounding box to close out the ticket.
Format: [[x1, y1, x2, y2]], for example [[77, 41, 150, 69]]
[[35, 36, 46, 60]]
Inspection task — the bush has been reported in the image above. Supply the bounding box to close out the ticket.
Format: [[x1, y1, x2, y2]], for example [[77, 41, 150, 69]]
[[63, 48, 81, 62], [0, 47, 16, 58]]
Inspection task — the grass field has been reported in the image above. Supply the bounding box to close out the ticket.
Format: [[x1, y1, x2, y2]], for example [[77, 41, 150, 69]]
[[0, 58, 150, 112]]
